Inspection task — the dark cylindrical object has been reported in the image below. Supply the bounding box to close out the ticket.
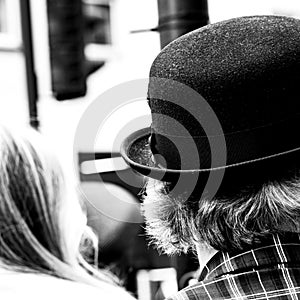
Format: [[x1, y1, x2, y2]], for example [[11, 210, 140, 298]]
[[157, 0, 209, 48], [47, 0, 86, 100]]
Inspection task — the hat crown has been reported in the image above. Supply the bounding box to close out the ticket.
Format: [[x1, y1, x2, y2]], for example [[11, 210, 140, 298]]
[[148, 15, 300, 136]]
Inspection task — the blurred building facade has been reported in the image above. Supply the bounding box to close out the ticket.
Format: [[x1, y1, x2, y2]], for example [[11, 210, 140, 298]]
[[0, 0, 299, 156]]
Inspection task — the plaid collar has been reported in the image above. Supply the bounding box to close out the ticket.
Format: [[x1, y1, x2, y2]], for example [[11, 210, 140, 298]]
[[199, 232, 300, 282]]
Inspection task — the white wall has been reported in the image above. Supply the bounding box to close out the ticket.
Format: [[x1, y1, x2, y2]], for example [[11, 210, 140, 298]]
[[0, 51, 28, 127], [208, 0, 300, 23]]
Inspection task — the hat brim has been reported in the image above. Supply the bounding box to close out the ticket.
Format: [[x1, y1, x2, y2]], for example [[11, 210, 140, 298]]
[[121, 128, 300, 182], [120, 128, 210, 181]]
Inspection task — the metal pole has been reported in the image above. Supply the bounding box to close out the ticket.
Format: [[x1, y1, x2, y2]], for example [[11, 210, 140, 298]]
[[20, 0, 39, 129]]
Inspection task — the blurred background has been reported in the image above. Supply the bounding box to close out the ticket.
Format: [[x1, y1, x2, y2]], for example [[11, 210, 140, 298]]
[[0, 0, 299, 299]]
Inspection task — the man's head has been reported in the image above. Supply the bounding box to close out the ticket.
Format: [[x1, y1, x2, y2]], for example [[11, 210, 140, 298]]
[[121, 16, 300, 255]]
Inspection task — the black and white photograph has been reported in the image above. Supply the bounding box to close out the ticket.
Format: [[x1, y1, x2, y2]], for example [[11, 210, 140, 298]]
[[0, 0, 300, 299]]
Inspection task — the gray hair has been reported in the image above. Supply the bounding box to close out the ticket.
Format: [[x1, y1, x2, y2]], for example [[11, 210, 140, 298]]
[[142, 172, 300, 255]]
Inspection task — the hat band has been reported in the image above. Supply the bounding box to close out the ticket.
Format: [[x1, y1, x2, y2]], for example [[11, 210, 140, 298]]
[[150, 115, 300, 170]]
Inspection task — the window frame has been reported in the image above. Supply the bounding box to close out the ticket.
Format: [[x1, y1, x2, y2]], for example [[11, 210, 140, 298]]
[[0, 0, 22, 52]]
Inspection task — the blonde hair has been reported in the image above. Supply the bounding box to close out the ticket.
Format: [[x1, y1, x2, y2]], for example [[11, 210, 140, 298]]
[[0, 125, 117, 287]]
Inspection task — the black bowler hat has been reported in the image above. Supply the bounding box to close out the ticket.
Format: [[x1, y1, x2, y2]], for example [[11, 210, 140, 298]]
[[121, 15, 300, 182]]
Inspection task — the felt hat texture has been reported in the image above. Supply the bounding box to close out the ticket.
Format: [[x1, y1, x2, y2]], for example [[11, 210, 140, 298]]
[[121, 15, 300, 181]]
